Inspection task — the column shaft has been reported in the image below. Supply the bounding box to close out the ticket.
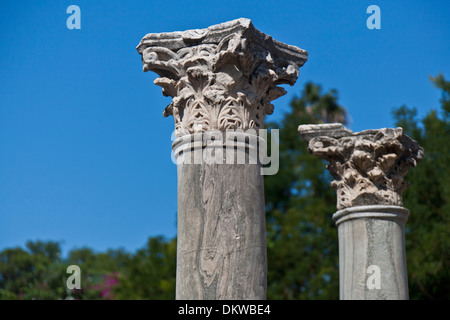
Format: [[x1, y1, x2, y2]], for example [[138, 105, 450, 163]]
[[173, 132, 267, 299], [333, 205, 409, 299]]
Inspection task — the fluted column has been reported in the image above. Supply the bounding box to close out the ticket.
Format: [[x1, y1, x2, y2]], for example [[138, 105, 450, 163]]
[[298, 123, 423, 300], [137, 18, 307, 299]]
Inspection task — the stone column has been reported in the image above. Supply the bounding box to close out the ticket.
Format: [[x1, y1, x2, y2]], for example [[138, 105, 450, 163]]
[[298, 123, 423, 300], [137, 18, 307, 299]]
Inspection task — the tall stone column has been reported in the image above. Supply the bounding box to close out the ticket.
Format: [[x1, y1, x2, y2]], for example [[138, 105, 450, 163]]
[[137, 18, 308, 299], [298, 123, 423, 300]]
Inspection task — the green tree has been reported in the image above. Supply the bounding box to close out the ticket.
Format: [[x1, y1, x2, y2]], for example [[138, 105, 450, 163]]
[[66, 247, 131, 299], [265, 82, 347, 299], [113, 236, 176, 299], [0, 241, 66, 299], [392, 74, 450, 300], [0, 240, 132, 300]]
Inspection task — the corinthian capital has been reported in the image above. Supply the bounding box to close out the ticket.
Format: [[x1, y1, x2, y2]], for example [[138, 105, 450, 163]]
[[298, 123, 424, 210], [137, 18, 308, 137]]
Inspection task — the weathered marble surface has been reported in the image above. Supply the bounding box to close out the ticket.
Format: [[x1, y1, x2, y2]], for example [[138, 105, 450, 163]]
[[137, 18, 308, 137], [298, 123, 424, 210]]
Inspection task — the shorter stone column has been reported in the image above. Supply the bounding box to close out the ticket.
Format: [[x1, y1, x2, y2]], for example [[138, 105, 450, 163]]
[[298, 123, 423, 300]]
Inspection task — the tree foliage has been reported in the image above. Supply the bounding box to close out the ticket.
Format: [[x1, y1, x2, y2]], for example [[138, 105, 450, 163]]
[[0, 241, 66, 299], [113, 237, 176, 300], [392, 74, 450, 299], [264, 82, 347, 299]]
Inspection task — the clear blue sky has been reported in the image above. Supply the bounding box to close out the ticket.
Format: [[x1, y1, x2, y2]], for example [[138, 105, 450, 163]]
[[1, 0, 449, 256]]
